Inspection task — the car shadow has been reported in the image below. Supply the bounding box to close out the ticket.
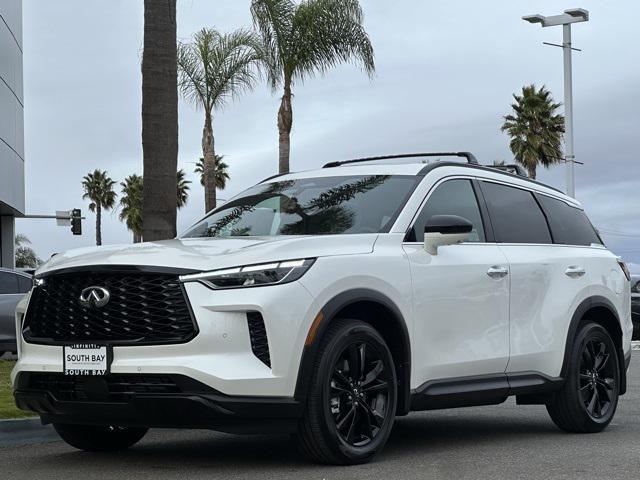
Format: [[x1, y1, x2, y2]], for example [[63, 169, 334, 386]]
[[31, 407, 563, 472]]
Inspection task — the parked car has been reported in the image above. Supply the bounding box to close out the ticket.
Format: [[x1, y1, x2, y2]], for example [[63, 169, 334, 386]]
[[0, 268, 32, 354], [12, 153, 632, 464], [632, 274, 640, 340]]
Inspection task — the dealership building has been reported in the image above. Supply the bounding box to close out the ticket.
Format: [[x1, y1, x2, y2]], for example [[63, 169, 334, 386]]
[[0, 0, 24, 268]]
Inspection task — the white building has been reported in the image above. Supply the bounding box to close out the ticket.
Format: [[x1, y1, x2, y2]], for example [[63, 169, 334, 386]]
[[0, 0, 24, 268]]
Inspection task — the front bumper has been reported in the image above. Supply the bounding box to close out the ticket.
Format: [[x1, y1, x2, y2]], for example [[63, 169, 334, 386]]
[[13, 280, 317, 398], [14, 372, 302, 433]]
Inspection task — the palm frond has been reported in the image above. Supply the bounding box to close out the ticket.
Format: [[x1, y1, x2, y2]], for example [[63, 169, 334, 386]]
[[250, 0, 295, 89], [289, 0, 374, 83]]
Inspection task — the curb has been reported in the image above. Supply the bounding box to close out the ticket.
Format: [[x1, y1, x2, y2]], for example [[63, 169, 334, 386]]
[[0, 417, 58, 447]]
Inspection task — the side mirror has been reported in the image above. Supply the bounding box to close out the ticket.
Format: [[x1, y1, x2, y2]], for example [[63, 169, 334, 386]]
[[424, 215, 473, 255]]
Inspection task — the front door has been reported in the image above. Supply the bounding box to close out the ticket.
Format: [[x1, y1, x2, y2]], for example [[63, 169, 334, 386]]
[[403, 178, 510, 384]]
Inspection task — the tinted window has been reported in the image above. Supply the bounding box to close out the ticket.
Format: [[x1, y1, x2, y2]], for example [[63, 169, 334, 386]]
[[537, 195, 602, 246], [481, 182, 552, 244], [17, 275, 32, 293], [0, 272, 19, 294], [182, 175, 419, 237], [410, 179, 485, 242]]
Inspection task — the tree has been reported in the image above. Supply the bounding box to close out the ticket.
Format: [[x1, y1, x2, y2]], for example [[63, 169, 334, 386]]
[[82, 170, 117, 246], [501, 84, 565, 179], [142, 0, 179, 241], [120, 171, 191, 243], [178, 28, 260, 212], [176, 169, 191, 209], [194, 155, 230, 190], [251, 0, 375, 174], [15, 234, 42, 268], [119, 174, 144, 243]]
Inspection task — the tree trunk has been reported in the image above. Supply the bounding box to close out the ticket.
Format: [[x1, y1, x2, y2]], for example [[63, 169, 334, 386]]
[[202, 112, 217, 212], [528, 166, 536, 179], [277, 80, 293, 174], [133, 232, 142, 243], [96, 204, 102, 246], [142, 0, 178, 241]]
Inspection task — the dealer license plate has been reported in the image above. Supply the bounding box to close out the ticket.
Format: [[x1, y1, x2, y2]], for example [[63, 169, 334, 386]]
[[63, 344, 110, 376]]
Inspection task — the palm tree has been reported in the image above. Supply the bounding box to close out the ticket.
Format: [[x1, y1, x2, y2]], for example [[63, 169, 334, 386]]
[[194, 155, 230, 190], [251, 0, 375, 174], [501, 84, 565, 179], [142, 0, 179, 241], [120, 171, 191, 243], [178, 28, 260, 212], [176, 169, 191, 209], [82, 169, 117, 246], [120, 174, 144, 243]]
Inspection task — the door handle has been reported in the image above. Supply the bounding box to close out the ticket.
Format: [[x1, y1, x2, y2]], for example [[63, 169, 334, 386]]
[[565, 266, 586, 278], [487, 266, 509, 279]]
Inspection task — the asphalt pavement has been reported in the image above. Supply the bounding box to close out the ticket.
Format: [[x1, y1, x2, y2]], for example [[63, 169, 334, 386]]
[[2, 353, 639, 479]]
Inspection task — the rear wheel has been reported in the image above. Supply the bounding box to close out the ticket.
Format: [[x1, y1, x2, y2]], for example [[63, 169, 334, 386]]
[[546, 322, 620, 433], [53, 424, 148, 452], [297, 319, 397, 465]]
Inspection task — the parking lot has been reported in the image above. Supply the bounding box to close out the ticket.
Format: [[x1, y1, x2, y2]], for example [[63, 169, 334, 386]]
[[0, 352, 637, 480]]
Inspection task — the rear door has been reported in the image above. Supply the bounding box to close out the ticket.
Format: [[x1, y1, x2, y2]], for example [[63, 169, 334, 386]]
[[403, 178, 510, 383], [479, 181, 603, 378]]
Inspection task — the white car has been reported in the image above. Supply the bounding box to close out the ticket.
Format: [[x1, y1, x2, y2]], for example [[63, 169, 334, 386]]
[[12, 153, 633, 464]]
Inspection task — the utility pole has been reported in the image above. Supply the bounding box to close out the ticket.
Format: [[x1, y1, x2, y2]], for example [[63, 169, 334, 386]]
[[523, 8, 589, 198]]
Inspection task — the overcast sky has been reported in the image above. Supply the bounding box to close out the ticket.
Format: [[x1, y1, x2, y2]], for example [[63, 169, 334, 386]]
[[16, 0, 640, 269]]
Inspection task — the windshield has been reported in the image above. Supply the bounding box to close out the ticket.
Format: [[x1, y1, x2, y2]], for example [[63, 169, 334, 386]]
[[181, 175, 419, 238]]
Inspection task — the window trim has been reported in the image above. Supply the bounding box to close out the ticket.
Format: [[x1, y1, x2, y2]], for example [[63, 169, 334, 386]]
[[477, 179, 554, 246], [403, 176, 492, 244], [0, 270, 28, 295]]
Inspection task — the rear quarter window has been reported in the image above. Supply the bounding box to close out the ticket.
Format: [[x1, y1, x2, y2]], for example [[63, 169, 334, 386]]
[[536, 194, 602, 246]]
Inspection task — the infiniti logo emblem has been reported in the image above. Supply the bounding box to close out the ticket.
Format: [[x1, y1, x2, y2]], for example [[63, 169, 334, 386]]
[[79, 286, 111, 308]]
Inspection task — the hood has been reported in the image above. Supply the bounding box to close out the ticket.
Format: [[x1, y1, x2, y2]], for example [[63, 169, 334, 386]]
[[38, 235, 377, 275]]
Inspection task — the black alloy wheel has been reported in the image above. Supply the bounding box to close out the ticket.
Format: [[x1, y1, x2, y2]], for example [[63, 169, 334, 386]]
[[578, 338, 617, 420], [297, 318, 397, 464], [546, 322, 620, 433], [329, 340, 393, 447]]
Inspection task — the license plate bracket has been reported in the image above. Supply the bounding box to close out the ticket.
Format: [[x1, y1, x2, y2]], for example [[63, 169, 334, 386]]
[[63, 344, 112, 376]]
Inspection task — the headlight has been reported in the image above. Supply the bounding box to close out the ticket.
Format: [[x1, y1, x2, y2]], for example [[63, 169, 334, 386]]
[[179, 258, 315, 289]]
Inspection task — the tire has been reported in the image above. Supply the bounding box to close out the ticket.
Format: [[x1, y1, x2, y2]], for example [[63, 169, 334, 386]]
[[546, 322, 620, 433], [297, 319, 397, 465], [53, 424, 148, 452]]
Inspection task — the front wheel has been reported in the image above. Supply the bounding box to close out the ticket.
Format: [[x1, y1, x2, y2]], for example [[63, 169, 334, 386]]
[[54, 424, 148, 452], [546, 322, 620, 433], [297, 319, 397, 465]]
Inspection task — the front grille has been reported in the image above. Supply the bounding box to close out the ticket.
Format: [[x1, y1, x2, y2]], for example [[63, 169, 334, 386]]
[[24, 373, 183, 402], [247, 311, 271, 368], [23, 270, 197, 345]]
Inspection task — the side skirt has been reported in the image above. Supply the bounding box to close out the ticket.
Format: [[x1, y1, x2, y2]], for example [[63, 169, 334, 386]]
[[410, 371, 564, 411]]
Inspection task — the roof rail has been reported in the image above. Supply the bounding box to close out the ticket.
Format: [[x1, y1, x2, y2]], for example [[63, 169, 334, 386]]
[[323, 151, 479, 168], [487, 164, 528, 177]]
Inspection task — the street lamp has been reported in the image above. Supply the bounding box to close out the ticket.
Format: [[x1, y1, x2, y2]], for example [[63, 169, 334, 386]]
[[523, 8, 589, 198]]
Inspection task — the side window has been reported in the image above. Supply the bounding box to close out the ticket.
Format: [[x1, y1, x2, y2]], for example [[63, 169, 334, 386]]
[[537, 195, 602, 246], [17, 276, 32, 293], [481, 182, 552, 244], [410, 179, 485, 243], [0, 272, 19, 294]]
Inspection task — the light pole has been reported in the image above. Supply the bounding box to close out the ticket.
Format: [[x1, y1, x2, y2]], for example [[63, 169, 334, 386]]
[[523, 8, 589, 198]]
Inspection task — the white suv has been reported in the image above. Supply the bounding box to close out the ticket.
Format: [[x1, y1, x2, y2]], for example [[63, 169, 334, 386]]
[[12, 153, 633, 464]]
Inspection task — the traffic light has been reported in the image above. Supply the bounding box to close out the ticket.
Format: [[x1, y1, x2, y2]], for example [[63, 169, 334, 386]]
[[71, 209, 82, 235]]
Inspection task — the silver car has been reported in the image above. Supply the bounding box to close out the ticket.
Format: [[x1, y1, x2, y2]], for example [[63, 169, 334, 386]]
[[0, 268, 32, 354]]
